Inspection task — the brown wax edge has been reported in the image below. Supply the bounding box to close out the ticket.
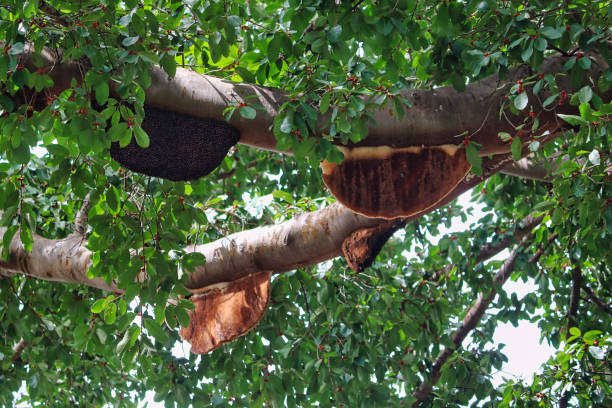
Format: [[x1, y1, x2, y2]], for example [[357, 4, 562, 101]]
[[321, 144, 461, 175]]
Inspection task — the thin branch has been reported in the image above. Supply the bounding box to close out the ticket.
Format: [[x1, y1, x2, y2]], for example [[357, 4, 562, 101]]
[[39, 1, 71, 27], [528, 233, 559, 264], [74, 193, 92, 236], [582, 285, 612, 317], [565, 262, 582, 335], [298, 278, 312, 333], [430, 214, 544, 281], [412, 236, 531, 405], [10, 338, 27, 363]]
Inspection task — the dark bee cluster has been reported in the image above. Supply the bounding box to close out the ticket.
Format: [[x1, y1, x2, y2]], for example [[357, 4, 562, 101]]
[[110, 106, 240, 181]]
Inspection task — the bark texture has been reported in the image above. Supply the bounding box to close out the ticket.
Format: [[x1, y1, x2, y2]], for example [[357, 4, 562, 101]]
[[18, 44, 611, 163], [0, 229, 115, 292]]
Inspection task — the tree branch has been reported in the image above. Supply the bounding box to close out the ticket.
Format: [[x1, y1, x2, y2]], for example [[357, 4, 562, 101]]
[[0, 143, 545, 292], [39, 1, 71, 27], [17, 43, 611, 157], [74, 194, 91, 236], [10, 338, 27, 364], [499, 156, 555, 182], [412, 234, 536, 405], [0, 228, 117, 292], [582, 285, 612, 317], [430, 214, 544, 281], [566, 262, 582, 335]]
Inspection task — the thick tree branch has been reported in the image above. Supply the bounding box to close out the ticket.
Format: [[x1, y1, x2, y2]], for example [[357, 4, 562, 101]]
[[18, 44, 610, 157], [148, 49, 609, 155], [0, 142, 540, 292], [0, 229, 117, 292], [186, 203, 383, 288], [412, 234, 536, 405]]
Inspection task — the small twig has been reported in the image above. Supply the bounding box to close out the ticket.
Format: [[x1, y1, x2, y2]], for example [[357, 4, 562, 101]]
[[582, 285, 612, 317], [565, 261, 582, 335], [528, 233, 559, 264], [10, 338, 27, 363], [298, 278, 312, 331], [430, 214, 544, 282], [74, 193, 92, 236], [39, 1, 71, 27]]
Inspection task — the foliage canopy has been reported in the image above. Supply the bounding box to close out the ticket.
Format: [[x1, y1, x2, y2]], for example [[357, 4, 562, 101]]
[[0, 0, 611, 407]]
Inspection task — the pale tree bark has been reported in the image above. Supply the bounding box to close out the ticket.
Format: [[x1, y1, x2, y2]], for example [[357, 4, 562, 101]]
[[0, 203, 379, 291], [0, 140, 554, 291], [18, 43, 611, 158], [0, 139, 531, 292], [2, 42, 607, 292]]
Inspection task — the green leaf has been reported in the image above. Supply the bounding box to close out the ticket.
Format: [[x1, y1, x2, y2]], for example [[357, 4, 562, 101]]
[[134, 126, 150, 148], [280, 113, 293, 133], [227, 15, 241, 27], [513, 92, 528, 110], [563, 57, 576, 72], [160, 53, 177, 78], [390, 97, 405, 121], [521, 45, 533, 62], [327, 25, 342, 43], [94, 81, 109, 105], [182, 252, 206, 272], [46, 144, 70, 158], [239, 105, 257, 119], [104, 303, 117, 324], [118, 12, 133, 26], [465, 144, 482, 175], [122, 36, 139, 47], [267, 35, 282, 63], [511, 137, 522, 161], [235, 67, 255, 83], [578, 56, 591, 70], [542, 93, 558, 107], [576, 86, 592, 104], [557, 114, 587, 126], [588, 149, 600, 165], [0, 93, 14, 112], [569, 327, 581, 337], [106, 185, 120, 214], [91, 298, 108, 313], [175, 306, 191, 328], [541, 27, 562, 39], [533, 79, 543, 95], [534, 38, 547, 51], [20, 225, 33, 252], [2, 225, 18, 261], [320, 92, 330, 114], [7, 42, 24, 55], [144, 318, 170, 345]]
